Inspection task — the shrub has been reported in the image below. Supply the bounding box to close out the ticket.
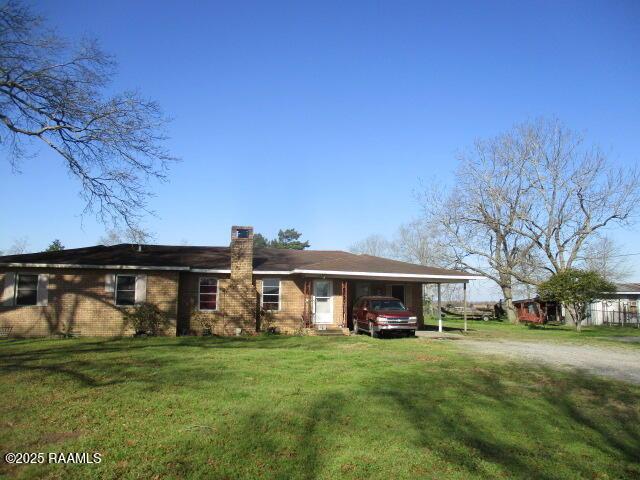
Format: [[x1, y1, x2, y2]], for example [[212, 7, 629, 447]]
[[192, 309, 219, 336], [260, 308, 278, 334], [123, 302, 168, 336]]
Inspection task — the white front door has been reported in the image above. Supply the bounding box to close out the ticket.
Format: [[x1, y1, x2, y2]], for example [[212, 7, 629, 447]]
[[313, 280, 333, 324]]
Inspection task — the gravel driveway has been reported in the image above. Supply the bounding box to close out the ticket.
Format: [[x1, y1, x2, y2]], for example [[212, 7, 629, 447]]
[[458, 339, 640, 385]]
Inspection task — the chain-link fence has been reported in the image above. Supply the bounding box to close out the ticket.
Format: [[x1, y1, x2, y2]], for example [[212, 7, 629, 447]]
[[585, 307, 639, 326]]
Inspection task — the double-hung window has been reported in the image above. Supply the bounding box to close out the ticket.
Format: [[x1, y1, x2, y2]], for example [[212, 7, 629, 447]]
[[262, 278, 280, 311], [115, 275, 136, 306], [199, 277, 218, 311], [15, 274, 38, 306]]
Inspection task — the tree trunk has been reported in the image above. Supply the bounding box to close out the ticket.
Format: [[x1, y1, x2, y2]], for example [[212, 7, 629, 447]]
[[564, 306, 575, 326], [500, 282, 518, 324]]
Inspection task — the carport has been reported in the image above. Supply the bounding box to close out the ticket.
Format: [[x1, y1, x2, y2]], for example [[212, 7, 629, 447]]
[[298, 270, 481, 332]]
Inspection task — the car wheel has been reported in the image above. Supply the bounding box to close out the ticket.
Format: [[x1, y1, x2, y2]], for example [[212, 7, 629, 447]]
[[369, 321, 378, 338]]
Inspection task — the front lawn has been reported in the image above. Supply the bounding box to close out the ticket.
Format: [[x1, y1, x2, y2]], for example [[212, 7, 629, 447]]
[[428, 316, 640, 346], [1, 336, 639, 479]]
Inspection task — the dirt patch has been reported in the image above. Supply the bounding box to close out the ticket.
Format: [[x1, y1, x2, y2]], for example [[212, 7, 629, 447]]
[[610, 336, 640, 344], [458, 339, 640, 385], [415, 353, 439, 362], [39, 430, 84, 445]]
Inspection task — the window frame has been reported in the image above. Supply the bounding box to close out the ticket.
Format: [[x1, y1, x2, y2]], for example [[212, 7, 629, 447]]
[[15, 273, 39, 306], [198, 277, 219, 312], [115, 274, 137, 306], [261, 278, 281, 312]]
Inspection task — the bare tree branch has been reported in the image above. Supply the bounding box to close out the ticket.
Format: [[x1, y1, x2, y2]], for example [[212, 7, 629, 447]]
[[0, 1, 177, 229]]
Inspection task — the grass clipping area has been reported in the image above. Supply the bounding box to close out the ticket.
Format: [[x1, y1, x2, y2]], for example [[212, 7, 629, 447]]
[[1, 335, 639, 479]]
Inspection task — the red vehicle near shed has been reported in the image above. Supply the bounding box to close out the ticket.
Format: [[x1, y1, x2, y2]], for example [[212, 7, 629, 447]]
[[512, 298, 562, 324]]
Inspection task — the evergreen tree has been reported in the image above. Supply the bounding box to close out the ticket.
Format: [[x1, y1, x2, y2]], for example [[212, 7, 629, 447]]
[[45, 239, 65, 251]]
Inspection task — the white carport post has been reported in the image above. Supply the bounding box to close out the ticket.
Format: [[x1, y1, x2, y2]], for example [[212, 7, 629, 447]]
[[437, 283, 443, 333], [463, 282, 468, 333]]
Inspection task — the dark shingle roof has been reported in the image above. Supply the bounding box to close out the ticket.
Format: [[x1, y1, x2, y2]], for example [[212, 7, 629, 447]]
[[616, 283, 640, 293], [0, 244, 478, 279]]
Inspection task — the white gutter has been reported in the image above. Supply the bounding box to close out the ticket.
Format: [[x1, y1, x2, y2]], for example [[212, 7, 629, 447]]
[[252, 271, 292, 275], [0, 263, 483, 280], [190, 269, 231, 274], [291, 269, 483, 280]]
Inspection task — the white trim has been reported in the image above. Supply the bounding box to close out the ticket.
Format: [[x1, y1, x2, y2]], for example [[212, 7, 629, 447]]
[[198, 276, 219, 311], [312, 279, 333, 324], [0, 263, 481, 281], [292, 269, 481, 280], [191, 269, 231, 274], [260, 278, 281, 312], [134, 274, 147, 304], [1, 272, 16, 306]]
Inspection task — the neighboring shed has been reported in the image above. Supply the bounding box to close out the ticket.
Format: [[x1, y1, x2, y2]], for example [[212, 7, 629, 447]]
[[586, 283, 640, 326]]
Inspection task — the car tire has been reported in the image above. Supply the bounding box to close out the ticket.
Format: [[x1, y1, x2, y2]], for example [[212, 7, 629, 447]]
[[369, 321, 378, 338]]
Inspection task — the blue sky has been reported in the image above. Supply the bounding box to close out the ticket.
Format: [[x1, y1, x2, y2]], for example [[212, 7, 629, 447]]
[[1, 0, 639, 296]]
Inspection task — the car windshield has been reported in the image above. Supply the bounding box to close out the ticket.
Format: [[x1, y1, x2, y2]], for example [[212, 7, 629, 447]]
[[370, 300, 407, 311]]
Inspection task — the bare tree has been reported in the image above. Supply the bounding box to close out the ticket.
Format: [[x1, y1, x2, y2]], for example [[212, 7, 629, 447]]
[[506, 120, 639, 285], [5, 236, 29, 254], [0, 1, 176, 229], [421, 131, 538, 323], [98, 226, 154, 246], [348, 234, 392, 258], [577, 235, 632, 282], [390, 218, 448, 266], [422, 119, 639, 324]]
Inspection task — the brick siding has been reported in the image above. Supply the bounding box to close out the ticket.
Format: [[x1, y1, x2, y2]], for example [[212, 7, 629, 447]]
[[0, 269, 179, 337]]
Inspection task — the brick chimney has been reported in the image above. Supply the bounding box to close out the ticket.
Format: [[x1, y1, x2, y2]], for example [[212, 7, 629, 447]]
[[227, 226, 257, 333], [230, 226, 254, 283]]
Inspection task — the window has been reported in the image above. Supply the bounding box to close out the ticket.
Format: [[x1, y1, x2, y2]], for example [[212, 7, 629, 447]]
[[262, 278, 280, 311], [199, 277, 218, 311], [391, 285, 406, 303], [370, 299, 407, 311], [115, 275, 136, 306], [355, 283, 370, 300], [15, 274, 38, 306]]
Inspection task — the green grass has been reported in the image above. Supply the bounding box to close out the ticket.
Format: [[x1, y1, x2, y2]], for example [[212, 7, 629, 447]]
[[428, 316, 640, 346], [1, 335, 639, 479]]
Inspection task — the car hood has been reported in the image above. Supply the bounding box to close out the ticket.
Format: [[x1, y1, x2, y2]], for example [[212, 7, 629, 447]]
[[373, 310, 415, 317]]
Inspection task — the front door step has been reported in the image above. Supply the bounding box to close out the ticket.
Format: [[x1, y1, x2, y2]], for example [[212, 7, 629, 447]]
[[306, 326, 349, 336]]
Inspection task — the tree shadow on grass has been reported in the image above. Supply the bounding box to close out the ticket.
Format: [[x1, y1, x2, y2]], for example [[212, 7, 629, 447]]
[[150, 391, 347, 479], [0, 336, 350, 391], [0, 335, 344, 362], [370, 364, 640, 479]]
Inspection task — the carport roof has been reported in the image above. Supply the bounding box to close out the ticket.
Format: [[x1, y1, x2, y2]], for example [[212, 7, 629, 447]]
[[0, 244, 481, 281]]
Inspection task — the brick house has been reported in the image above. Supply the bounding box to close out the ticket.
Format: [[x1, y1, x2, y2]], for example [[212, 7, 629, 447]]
[[0, 226, 479, 337]]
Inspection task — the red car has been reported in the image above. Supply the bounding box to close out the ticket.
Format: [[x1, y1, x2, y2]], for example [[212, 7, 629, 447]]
[[352, 296, 417, 338]]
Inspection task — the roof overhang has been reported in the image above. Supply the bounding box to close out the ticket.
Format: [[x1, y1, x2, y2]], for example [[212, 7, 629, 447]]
[[264, 269, 482, 282], [0, 262, 188, 271], [0, 263, 483, 282]]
